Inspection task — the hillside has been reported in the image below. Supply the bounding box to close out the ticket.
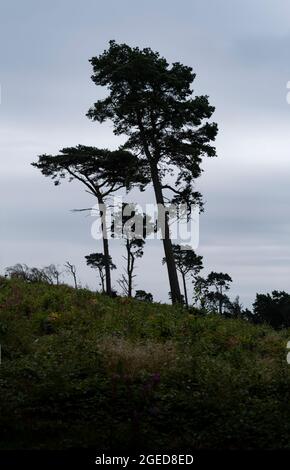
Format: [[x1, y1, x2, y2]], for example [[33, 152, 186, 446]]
[[0, 276, 290, 450]]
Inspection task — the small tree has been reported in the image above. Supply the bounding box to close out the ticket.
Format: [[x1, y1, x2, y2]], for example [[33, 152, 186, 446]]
[[135, 290, 153, 303], [87, 41, 218, 303], [163, 244, 203, 308], [113, 203, 154, 297], [32, 146, 146, 296], [6, 264, 31, 281], [5, 264, 59, 284], [224, 296, 243, 318], [85, 253, 116, 293], [117, 238, 144, 296], [206, 272, 232, 314], [193, 275, 209, 310], [29, 267, 51, 283], [43, 264, 62, 285], [64, 261, 78, 289], [193, 272, 232, 313]]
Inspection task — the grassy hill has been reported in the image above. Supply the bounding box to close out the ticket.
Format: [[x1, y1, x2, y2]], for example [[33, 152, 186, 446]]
[[0, 276, 290, 450]]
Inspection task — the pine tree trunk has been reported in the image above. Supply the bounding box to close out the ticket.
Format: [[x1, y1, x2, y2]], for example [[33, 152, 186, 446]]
[[99, 269, 105, 293], [136, 113, 182, 304], [150, 164, 182, 304], [126, 240, 132, 297], [102, 227, 112, 296], [98, 198, 112, 296], [128, 275, 132, 297], [182, 273, 189, 309]]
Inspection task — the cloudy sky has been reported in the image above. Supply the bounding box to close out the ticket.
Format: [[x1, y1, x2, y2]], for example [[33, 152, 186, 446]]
[[1, 0, 290, 306]]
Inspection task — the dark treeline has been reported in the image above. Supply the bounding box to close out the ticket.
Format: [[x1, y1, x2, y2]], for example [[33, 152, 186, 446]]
[[5, 261, 290, 330]]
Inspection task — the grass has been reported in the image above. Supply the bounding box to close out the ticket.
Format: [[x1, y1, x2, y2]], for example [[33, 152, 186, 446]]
[[0, 276, 290, 450]]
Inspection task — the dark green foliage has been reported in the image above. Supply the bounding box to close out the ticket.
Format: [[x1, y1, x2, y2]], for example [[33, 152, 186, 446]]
[[87, 42, 217, 186], [163, 244, 203, 308], [0, 277, 290, 450], [253, 291, 290, 329], [223, 295, 245, 318], [85, 253, 116, 292], [32, 145, 146, 191], [135, 290, 153, 303], [194, 271, 232, 314]]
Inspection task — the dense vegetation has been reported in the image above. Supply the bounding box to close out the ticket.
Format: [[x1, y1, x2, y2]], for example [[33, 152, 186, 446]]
[[0, 276, 290, 450]]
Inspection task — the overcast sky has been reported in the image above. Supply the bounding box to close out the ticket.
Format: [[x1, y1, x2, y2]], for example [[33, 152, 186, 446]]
[[1, 0, 290, 306]]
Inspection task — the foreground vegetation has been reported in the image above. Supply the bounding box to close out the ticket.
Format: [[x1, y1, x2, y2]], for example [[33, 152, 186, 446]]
[[0, 277, 290, 450]]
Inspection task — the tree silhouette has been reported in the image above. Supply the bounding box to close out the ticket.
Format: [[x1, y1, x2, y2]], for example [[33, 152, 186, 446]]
[[32, 145, 146, 296], [87, 41, 218, 303], [5, 263, 62, 285], [223, 295, 243, 318], [112, 203, 154, 297], [193, 275, 209, 310], [43, 264, 62, 285], [117, 238, 144, 297], [206, 272, 232, 314], [253, 291, 290, 329], [193, 272, 232, 313], [85, 253, 116, 292], [135, 290, 153, 303], [163, 244, 203, 308], [64, 261, 78, 289]]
